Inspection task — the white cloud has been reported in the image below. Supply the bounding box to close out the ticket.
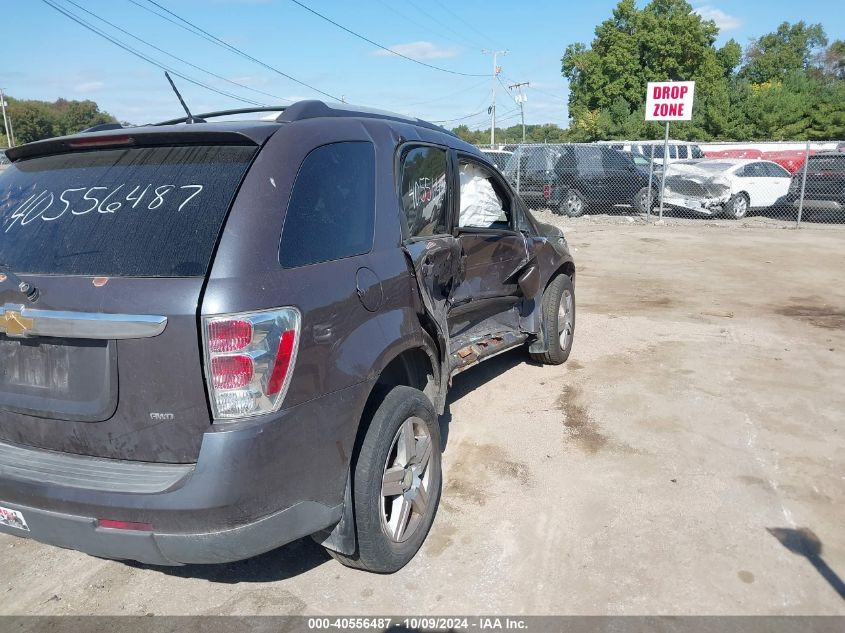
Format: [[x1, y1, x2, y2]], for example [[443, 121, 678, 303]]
[[73, 81, 105, 93], [373, 41, 460, 60], [694, 5, 743, 32]]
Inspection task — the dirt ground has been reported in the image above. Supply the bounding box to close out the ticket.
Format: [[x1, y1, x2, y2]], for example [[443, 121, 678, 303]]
[[1, 220, 844, 616]]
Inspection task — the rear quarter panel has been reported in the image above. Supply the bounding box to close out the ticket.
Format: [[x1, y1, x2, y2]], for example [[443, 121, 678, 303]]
[[204, 118, 429, 407]]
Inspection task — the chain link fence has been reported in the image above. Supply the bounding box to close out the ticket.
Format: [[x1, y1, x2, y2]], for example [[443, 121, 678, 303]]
[[476, 141, 845, 227]]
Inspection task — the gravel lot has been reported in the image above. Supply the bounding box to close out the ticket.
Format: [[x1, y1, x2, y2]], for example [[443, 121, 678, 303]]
[[1, 220, 844, 615]]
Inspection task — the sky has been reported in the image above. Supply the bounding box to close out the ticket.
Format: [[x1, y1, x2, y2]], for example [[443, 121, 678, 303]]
[[2, 0, 843, 130]]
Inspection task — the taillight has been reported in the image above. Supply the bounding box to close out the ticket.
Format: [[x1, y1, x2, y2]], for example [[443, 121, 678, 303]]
[[543, 184, 551, 199], [203, 308, 301, 420], [67, 135, 134, 149], [267, 330, 296, 395], [211, 355, 253, 389], [208, 319, 252, 352]]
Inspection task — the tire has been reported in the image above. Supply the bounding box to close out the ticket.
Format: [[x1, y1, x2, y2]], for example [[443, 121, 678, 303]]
[[530, 273, 575, 365], [560, 189, 587, 217], [328, 386, 441, 573], [725, 193, 749, 219], [635, 187, 653, 214]]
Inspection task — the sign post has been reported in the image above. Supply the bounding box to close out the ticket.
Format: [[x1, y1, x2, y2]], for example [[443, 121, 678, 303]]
[[645, 81, 695, 221], [0, 88, 9, 148]]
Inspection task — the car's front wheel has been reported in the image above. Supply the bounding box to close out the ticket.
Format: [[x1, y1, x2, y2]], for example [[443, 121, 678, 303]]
[[725, 193, 749, 219], [530, 273, 575, 365], [328, 386, 441, 573]]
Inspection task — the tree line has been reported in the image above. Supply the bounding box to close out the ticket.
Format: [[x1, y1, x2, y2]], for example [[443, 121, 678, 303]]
[[4, 2, 843, 149], [453, 0, 843, 144], [559, 0, 844, 141], [1, 96, 117, 147]]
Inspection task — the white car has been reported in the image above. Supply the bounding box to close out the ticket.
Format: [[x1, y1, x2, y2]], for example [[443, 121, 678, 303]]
[[661, 159, 792, 219], [480, 148, 513, 172]]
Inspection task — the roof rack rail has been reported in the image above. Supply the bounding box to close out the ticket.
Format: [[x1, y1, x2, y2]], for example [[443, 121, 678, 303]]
[[155, 106, 288, 126], [151, 100, 457, 137]]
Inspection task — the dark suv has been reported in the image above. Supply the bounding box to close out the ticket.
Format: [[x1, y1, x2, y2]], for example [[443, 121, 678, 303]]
[[0, 101, 575, 573], [503, 144, 650, 217], [788, 152, 845, 219]]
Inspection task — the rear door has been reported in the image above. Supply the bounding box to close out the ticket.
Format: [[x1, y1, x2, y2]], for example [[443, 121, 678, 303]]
[[0, 141, 259, 462], [761, 162, 792, 206], [572, 146, 609, 205], [736, 162, 769, 207], [602, 148, 642, 205]]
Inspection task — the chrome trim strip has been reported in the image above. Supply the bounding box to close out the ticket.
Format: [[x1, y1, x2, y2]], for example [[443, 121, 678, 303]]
[[0, 303, 167, 339]]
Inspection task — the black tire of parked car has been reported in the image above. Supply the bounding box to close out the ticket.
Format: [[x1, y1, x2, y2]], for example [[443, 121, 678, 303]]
[[328, 386, 442, 573], [635, 187, 654, 214], [560, 189, 588, 217], [724, 193, 749, 220], [530, 273, 575, 365]]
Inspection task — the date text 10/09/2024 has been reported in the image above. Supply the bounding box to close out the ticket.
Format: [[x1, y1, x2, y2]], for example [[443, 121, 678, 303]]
[[307, 617, 528, 630], [3, 182, 205, 233]]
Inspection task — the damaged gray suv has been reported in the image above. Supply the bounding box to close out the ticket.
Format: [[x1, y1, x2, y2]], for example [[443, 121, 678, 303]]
[[0, 101, 575, 573]]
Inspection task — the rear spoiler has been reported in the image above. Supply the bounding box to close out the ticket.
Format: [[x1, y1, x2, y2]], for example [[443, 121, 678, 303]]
[[5, 125, 277, 162]]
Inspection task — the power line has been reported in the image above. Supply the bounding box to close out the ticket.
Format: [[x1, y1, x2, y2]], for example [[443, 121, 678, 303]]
[[129, 0, 341, 101], [41, 0, 265, 106], [394, 78, 489, 110], [431, 0, 498, 50], [405, 0, 484, 51], [431, 109, 488, 124], [288, 0, 491, 78], [528, 85, 568, 102], [502, 74, 567, 103], [61, 0, 291, 104], [373, 0, 473, 52], [496, 73, 513, 96]]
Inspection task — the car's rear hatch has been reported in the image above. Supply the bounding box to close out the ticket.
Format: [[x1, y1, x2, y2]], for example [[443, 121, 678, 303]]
[[802, 155, 845, 198], [0, 132, 264, 462]]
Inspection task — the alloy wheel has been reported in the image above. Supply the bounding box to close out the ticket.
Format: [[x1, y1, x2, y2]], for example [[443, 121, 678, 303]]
[[380, 416, 433, 543], [558, 289, 574, 349]]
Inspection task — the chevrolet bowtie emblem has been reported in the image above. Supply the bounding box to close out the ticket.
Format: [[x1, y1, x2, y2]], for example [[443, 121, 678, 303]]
[[1, 310, 33, 337]]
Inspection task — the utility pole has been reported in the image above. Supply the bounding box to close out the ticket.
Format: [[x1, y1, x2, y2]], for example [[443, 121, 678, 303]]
[[0, 88, 9, 148], [482, 49, 507, 146], [508, 81, 529, 142]]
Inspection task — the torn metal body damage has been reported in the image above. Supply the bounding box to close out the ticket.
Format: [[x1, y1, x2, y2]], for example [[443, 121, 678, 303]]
[[661, 163, 732, 214], [402, 221, 567, 413]]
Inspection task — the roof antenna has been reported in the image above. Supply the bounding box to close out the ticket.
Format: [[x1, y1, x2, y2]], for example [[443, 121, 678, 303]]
[[164, 72, 205, 124]]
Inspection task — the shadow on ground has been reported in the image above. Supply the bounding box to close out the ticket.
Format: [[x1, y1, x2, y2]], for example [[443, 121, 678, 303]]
[[768, 527, 845, 601], [439, 347, 536, 451], [129, 348, 536, 583], [125, 535, 331, 584]]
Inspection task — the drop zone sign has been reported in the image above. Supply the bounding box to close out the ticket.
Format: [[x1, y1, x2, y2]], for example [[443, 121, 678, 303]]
[[645, 81, 695, 121]]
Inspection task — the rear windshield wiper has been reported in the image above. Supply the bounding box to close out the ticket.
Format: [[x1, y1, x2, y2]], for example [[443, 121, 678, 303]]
[[0, 263, 39, 302]]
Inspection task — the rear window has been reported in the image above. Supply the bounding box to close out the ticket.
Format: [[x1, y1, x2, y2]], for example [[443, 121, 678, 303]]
[[808, 155, 845, 172], [0, 144, 256, 276]]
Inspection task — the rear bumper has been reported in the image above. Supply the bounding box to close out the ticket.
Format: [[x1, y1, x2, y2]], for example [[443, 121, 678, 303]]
[[662, 195, 725, 215], [792, 198, 844, 211], [0, 379, 373, 565], [0, 498, 339, 566], [515, 189, 563, 207]]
